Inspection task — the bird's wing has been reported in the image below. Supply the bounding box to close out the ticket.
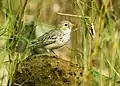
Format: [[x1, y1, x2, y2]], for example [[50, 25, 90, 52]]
[[33, 29, 63, 48]]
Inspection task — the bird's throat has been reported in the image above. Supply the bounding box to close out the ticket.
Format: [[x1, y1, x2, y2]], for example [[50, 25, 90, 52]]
[[62, 28, 71, 35]]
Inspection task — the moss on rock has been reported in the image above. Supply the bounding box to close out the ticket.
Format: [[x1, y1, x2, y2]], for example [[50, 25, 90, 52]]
[[13, 55, 83, 86]]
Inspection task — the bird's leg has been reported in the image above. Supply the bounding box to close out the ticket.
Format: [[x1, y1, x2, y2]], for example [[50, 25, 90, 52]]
[[45, 49, 58, 57], [50, 50, 58, 57]]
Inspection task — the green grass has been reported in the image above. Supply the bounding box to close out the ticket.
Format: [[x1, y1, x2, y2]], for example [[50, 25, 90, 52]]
[[77, 0, 120, 86]]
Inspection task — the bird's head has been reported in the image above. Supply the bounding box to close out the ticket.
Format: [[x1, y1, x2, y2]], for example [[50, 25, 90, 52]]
[[58, 21, 74, 30]]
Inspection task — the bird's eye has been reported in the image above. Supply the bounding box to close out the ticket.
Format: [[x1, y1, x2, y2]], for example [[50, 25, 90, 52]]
[[65, 23, 68, 26]]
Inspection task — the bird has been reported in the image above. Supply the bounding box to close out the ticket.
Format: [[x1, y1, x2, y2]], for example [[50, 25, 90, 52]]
[[30, 21, 74, 56]]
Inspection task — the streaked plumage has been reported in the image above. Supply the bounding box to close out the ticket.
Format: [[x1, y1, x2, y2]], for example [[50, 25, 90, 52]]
[[31, 21, 73, 54]]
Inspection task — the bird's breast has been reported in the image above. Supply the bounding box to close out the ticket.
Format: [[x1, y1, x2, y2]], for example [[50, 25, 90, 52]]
[[61, 29, 71, 42]]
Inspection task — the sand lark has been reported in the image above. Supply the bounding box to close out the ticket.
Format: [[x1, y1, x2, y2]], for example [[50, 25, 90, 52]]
[[30, 21, 74, 55]]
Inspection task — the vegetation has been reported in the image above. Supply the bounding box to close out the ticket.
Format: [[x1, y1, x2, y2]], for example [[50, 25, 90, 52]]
[[0, 0, 120, 86]]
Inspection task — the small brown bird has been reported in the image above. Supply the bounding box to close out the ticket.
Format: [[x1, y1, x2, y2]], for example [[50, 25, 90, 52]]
[[30, 21, 74, 55]]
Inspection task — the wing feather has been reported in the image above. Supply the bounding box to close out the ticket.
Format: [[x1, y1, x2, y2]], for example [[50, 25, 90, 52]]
[[32, 29, 63, 48]]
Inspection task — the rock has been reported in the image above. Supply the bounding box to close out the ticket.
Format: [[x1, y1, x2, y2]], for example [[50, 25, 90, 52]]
[[13, 55, 83, 86]]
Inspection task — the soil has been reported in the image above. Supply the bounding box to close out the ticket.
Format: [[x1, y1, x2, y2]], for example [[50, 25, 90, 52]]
[[13, 55, 83, 86]]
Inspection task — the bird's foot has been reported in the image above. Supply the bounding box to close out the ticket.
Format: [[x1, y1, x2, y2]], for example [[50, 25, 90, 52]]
[[45, 49, 59, 57]]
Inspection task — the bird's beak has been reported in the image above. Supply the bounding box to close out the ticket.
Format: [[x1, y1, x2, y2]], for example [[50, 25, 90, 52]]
[[70, 24, 74, 29], [71, 24, 74, 27]]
